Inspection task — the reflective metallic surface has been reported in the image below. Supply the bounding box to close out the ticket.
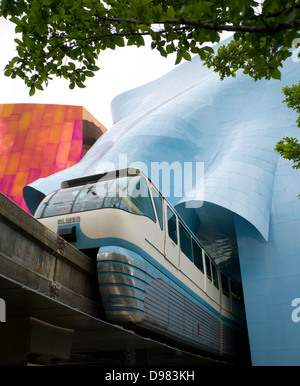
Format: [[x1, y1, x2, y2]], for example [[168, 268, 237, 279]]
[[24, 38, 300, 365], [97, 251, 248, 359]]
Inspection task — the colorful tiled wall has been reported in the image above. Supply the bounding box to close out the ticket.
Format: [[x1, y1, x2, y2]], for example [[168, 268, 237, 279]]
[[0, 103, 106, 213]]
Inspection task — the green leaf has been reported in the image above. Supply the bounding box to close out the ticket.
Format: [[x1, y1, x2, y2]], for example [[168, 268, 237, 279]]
[[4, 68, 12, 77], [90, 65, 100, 71], [152, 4, 163, 20], [29, 87, 36, 96], [166, 6, 175, 19], [76, 81, 86, 88], [68, 62, 76, 70], [114, 35, 125, 47], [182, 51, 191, 61], [35, 83, 44, 91], [270, 68, 281, 80], [84, 70, 95, 77], [175, 51, 182, 65], [202, 46, 214, 54], [14, 38, 23, 46]]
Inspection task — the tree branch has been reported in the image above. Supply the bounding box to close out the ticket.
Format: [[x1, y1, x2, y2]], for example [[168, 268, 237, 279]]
[[93, 14, 300, 35], [65, 26, 190, 46], [161, 18, 300, 34]]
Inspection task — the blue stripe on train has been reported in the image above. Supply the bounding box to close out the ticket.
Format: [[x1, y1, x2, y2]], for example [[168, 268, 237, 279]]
[[97, 238, 244, 330]]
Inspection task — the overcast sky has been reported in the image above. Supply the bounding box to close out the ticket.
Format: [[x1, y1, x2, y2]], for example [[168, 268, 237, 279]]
[[0, 17, 179, 129], [0, 17, 233, 129]]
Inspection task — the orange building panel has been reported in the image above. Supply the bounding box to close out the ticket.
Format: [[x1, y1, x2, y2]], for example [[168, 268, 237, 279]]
[[0, 103, 107, 213]]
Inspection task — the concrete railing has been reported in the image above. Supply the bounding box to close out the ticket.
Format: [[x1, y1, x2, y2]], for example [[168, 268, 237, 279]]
[[0, 192, 102, 317]]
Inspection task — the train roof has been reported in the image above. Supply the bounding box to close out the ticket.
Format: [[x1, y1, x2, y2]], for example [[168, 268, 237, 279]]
[[61, 167, 145, 189]]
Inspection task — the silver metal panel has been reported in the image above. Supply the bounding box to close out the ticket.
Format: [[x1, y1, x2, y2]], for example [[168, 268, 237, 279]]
[[97, 251, 246, 358], [97, 273, 143, 288], [102, 297, 144, 310], [98, 262, 147, 282], [97, 252, 146, 272], [143, 277, 221, 355], [99, 285, 144, 300]]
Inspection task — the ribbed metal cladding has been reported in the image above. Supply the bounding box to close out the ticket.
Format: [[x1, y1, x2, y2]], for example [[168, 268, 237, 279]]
[[142, 277, 221, 355], [97, 252, 223, 356], [97, 252, 150, 323], [97, 251, 247, 358], [220, 322, 247, 357]]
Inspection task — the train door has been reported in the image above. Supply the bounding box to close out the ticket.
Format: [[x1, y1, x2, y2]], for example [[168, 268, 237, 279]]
[[164, 203, 180, 267], [148, 186, 165, 255], [204, 253, 220, 306]]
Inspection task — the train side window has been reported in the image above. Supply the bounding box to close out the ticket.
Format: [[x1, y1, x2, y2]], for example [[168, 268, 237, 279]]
[[151, 188, 163, 230], [179, 221, 193, 261], [205, 254, 212, 281], [211, 263, 219, 290], [192, 240, 204, 273], [236, 283, 244, 305], [126, 176, 156, 221], [230, 279, 238, 302], [221, 273, 230, 297], [104, 176, 156, 222], [167, 206, 177, 244]]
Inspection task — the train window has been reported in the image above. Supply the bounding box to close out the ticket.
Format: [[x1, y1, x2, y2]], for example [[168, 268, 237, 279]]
[[192, 240, 204, 273], [179, 221, 193, 261], [205, 254, 212, 281], [72, 182, 107, 212], [167, 206, 177, 244], [236, 283, 244, 305], [103, 175, 156, 222], [231, 280, 244, 305], [230, 279, 238, 302], [151, 188, 163, 230], [211, 263, 219, 290], [34, 191, 56, 218], [42, 186, 82, 217], [221, 273, 230, 297]]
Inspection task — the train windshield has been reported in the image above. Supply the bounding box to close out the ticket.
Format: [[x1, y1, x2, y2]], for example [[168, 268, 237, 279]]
[[35, 174, 156, 222]]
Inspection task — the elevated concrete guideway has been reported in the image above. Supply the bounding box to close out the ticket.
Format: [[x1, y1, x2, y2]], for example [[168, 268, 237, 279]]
[[0, 193, 223, 366]]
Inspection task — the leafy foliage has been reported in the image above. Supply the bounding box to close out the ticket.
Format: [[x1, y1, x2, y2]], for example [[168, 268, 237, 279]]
[[275, 83, 300, 172], [1, 0, 300, 92], [1, 0, 300, 185]]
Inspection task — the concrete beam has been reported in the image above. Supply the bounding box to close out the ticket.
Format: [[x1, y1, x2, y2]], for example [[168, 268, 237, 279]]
[[0, 192, 102, 317]]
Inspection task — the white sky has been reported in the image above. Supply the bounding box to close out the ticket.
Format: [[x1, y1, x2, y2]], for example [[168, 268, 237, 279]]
[[0, 18, 232, 129], [0, 17, 178, 129]]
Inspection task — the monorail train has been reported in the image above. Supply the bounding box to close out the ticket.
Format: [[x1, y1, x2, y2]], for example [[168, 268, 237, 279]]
[[34, 167, 249, 361]]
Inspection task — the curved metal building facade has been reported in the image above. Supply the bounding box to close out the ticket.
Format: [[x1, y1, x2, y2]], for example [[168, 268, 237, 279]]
[[24, 43, 300, 365]]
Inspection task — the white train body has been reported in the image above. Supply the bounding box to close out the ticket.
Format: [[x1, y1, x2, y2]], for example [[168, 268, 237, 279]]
[[35, 168, 249, 360]]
